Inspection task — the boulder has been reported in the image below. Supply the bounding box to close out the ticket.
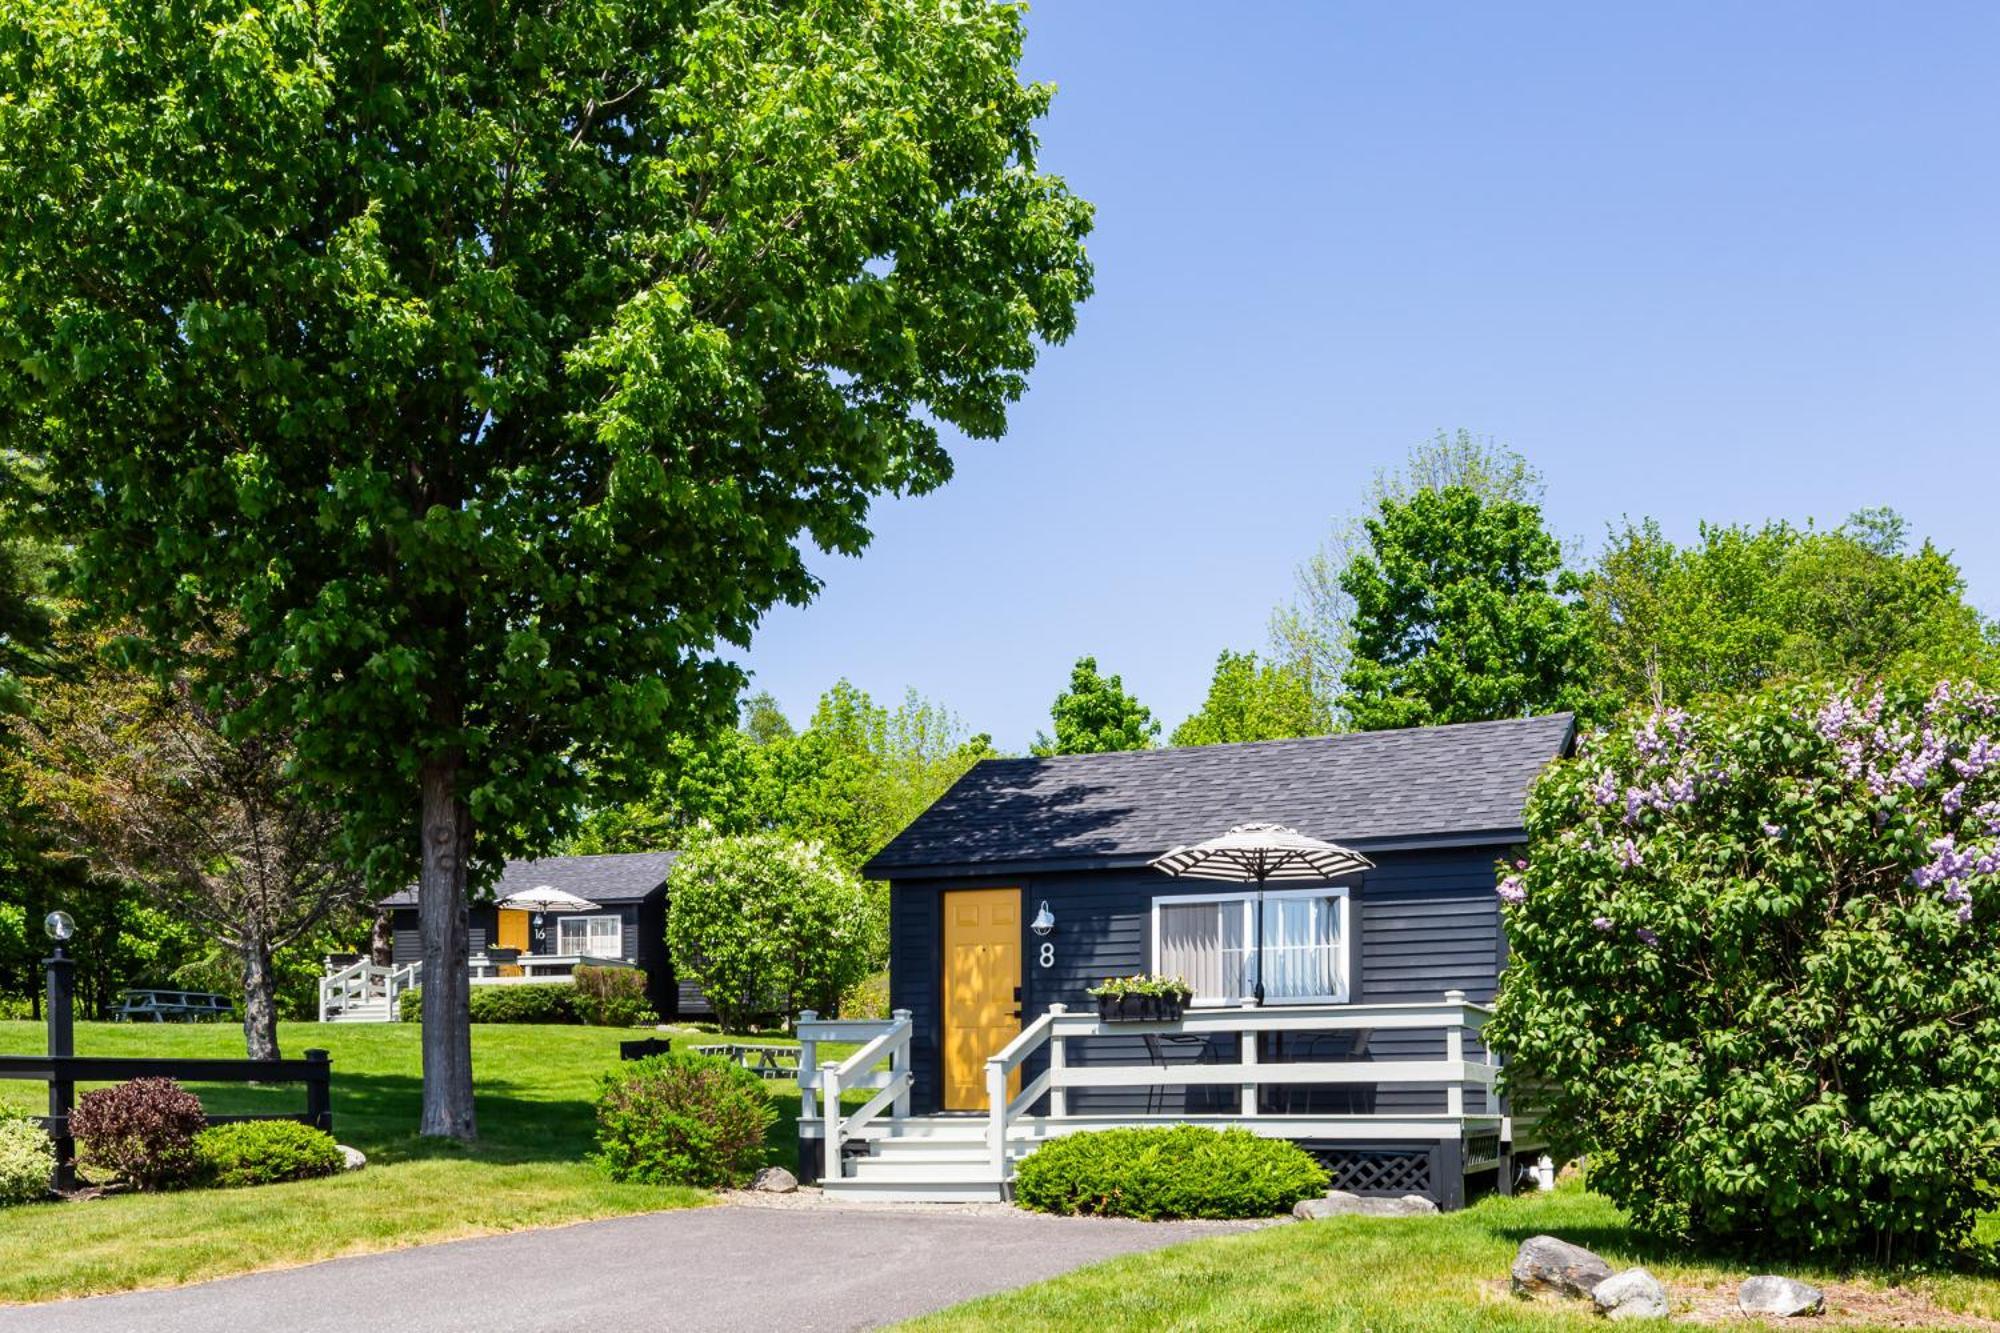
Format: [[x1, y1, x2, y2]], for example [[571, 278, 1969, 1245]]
[[1292, 1191, 1439, 1220], [750, 1166, 798, 1194], [1592, 1267, 1669, 1320], [1510, 1234, 1614, 1299], [337, 1145, 367, 1172], [1738, 1276, 1824, 1318]]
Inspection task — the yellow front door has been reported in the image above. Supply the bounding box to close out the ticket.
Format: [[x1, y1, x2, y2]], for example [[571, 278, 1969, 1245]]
[[495, 909, 529, 975], [942, 888, 1022, 1111]]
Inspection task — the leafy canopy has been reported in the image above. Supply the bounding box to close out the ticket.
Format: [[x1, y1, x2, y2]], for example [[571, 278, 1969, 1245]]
[[665, 832, 880, 1032], [1033, 656, 1159, 756], [1337, 486, 1590, 730], [0, 0, 1094, 885], [1170, 649, 1330, 747], [1585, 509, 1993, 714], [1488, 680, 2000, 1258], [571, 681, 994, 872]]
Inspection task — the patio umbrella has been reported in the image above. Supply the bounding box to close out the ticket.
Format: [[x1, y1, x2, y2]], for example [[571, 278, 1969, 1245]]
[[1149, 823, 1373, 1002], [496, 885, 601, 949]]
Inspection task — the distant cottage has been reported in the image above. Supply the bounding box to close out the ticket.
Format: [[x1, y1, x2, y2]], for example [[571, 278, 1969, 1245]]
[[801, 714, 1575, 1207]]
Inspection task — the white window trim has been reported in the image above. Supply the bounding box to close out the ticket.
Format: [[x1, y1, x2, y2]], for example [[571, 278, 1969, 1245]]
[[555, 913, 624, 960], [1150, 886, 1351, 1007]]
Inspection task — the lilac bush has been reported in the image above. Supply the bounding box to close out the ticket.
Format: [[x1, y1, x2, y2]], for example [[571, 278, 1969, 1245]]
[[1487, 679, 2000, 1259]]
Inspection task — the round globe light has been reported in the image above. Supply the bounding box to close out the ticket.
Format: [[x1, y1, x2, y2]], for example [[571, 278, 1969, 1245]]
[[44, 910, 75, 942]]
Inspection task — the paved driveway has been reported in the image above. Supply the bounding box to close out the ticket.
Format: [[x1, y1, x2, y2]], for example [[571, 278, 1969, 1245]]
[[0, 1201, 1259, 1333]]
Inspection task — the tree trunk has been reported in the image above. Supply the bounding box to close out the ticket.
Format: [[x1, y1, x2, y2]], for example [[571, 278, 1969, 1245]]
[[369, 909, 394, 968], [241, 933, 280, 1062], [418, 753, 477, 1141]]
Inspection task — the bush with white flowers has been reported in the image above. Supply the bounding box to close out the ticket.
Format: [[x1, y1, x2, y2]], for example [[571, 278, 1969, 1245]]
[[1488, 678, 2000, 1259], [0, 1116, 54, 1205]]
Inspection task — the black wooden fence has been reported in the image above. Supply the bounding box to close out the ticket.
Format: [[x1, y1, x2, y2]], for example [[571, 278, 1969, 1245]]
[[0, 1050, 332, 1189]]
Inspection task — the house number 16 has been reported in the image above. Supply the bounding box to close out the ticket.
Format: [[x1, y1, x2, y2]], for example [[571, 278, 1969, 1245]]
[[1038, 942, 1055, 968]]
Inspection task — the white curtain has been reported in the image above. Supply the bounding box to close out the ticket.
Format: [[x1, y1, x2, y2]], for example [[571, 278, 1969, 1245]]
[[1159, 902, 1248, 1000], [1260, 895, 1341, 1000], [558, 916, 622, 959]]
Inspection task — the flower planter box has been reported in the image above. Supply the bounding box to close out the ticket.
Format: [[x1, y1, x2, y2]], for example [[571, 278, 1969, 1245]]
[[1095, 993, 1188, 1022]]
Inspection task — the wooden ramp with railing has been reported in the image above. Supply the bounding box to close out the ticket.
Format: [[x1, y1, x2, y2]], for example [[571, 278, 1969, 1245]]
[[797, 994, 1530, 1207]]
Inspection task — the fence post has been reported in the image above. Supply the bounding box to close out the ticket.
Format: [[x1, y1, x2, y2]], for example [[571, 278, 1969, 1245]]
[[45, 947, 76, 1192], [1047, 1003, 1068, 1118], [304, 1049, 332, 1133], [1443, 991, 1466, 1119], [890, 1009, 912, 1119]]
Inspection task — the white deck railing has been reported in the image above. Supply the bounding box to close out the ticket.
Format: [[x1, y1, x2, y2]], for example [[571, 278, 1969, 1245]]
[[797, 1009, 913, 1179], [983, 990, 1498, 1177], [799, 992, 1502, 1184], [317, 959, 420, 1021]]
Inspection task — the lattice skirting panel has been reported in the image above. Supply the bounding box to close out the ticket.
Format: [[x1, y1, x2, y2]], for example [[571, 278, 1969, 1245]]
[[1315, 1147, 1434, 1198]]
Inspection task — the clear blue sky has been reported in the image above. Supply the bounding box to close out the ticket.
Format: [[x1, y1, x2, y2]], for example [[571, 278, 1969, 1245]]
[[743, 2, 2000, 753]]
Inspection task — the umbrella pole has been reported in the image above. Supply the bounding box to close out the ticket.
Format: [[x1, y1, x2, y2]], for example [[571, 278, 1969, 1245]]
[[1252, 874, 1266, 1006]]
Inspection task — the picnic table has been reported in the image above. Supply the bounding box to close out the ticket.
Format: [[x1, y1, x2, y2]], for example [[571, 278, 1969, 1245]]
[[692, 1043, 801, 1079], [110, 989, 235, 1022]]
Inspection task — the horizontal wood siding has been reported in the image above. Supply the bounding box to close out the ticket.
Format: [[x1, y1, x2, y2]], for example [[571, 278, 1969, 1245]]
[[891, 844, 1507, 1116], [888, 884, 942, 1110]]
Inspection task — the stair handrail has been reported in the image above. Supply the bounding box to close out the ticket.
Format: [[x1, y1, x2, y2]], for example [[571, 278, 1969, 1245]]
[[814, 1009, 913, 1180], [317, 957, 372, 1022], [984, 1007, 1060, 1177]]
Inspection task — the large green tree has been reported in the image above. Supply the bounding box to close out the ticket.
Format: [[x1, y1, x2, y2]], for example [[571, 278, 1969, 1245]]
[[1337, 486, 1591, 730], [1586, 509, 1993, 714], [1170, 649, 1330, 746], [1270, 430, 1545, 709], [1032, 656, 1159, 755], [0, 0, 1091, 1137]]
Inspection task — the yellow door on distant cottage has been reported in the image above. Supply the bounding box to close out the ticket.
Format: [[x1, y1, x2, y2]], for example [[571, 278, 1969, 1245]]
[[942, 888, 1023, 1111], [495, 909, 529, 976]]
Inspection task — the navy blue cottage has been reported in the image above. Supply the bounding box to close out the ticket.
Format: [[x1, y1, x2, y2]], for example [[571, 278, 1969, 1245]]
[[808, 714, 1574, 1206]]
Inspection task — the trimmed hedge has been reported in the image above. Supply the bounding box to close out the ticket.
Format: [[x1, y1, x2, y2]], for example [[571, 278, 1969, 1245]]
[[573, 965, 653, 1026], [0, 1116, 53, 1205], [1013, 1126, 1329, 1220], [70, 1077, 207, 1191], [595, 1052, 775, 1188], [195, 1120, 345, 1188], [398, 971, 651, 1025], [399, 983, 577, 1024]]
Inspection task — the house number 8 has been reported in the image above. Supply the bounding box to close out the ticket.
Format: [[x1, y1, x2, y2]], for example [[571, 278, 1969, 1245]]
[[1038, 942, 1055, 968]]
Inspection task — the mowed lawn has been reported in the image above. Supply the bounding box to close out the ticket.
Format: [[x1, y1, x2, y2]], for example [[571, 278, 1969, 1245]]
[[907, 1184, 2000, 1333], [0, 1020, 814, 1304]]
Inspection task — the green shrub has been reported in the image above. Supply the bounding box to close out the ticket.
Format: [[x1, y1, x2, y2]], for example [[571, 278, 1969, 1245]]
[[667, 833, 881, 1032], [195, 1120, 345, 1188], [1013, 1126, 1329, 1220], [0, 1116, 54, 1205], [573, 966, 653, 1027], [398, 983, 579, 1024], [69, 1077, 207, 1191], [595, 1052, 775, 1188], [1488, 679, 2000, 1259]]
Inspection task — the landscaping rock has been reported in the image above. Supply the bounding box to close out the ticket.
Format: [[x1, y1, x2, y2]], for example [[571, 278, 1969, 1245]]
[[750, 1166, 798, 1194], [1592, 1267, 1669, 1321], [1738, 1276, 1824, 1318], [1292, 1190, 1439, 1220], [1510, 1234, 1614, 1299], [337, 1145, 366, 1172]]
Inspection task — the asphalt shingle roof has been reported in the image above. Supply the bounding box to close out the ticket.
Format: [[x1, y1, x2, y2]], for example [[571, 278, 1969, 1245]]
[[379, 850, 677, 908], [863, 714, 1575, 877]]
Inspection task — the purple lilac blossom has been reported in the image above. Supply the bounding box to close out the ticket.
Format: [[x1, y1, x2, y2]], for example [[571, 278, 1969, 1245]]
[[1635, 926, 1660, 947], [1617, 839, 1643, 869], [1762, 823, 1784, 838], [1591, 769, 1619, 807], [1591, 916, 1614, 932], [1497, 876, 1527, 905]]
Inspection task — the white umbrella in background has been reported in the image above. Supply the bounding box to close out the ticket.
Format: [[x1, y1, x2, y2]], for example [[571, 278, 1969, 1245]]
[[496, 885, 601, 951], [1150, 823, 1373, 1002]]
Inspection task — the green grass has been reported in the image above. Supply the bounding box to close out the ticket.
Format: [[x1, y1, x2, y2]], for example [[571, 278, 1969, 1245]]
[[906, 1183, 2000, 1332], [0, 1020, 817, 1304]]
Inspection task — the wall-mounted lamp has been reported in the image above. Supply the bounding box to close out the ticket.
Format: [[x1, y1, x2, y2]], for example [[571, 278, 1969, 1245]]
[[1030, 901, 1055, 936]]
